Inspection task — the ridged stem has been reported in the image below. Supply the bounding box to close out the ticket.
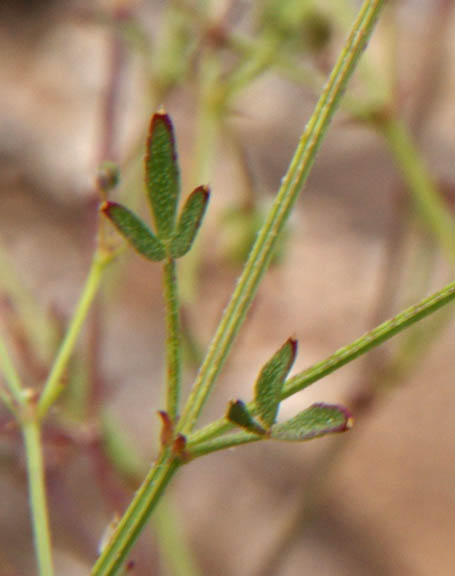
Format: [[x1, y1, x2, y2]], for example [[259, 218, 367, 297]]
[[177, 0, 387, 434]]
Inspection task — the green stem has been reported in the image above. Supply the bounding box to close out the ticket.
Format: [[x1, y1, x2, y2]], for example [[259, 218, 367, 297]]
[[100, 412, 201, 576], [188, 281, 455, 451], [38, 249, 113, 419], [154, 498, 202, 576], [22, 416, 54, 576], [177, 0, 387, 435], [189, 430, 260, 459], [163, 258, 181, 422], [91, 452, 180, 576], [0, 383, 16, 415], [0, 335, 25, 407], [0, 241, 57, 364], [380, 116, 454, 262]]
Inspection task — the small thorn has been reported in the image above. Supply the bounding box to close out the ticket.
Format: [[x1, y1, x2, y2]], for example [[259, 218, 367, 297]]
[[158, 410, 173, 446], [172, 433, 187, 461]]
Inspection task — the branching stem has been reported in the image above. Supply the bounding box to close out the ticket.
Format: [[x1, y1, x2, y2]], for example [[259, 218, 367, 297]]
[[187, 281, 455, 452], [177, 0, 387, 435], [89, 3, 387, 573], [38, 249, 113, 419]]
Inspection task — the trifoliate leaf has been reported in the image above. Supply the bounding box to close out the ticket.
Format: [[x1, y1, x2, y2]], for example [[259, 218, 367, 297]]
[[270, 403, 353, 442], [170, 185, 210, 258], [227, 400, 266, 435], [101, 201, 166, 261], [255, 338, 297, 428], [145, 111, 180, 240]]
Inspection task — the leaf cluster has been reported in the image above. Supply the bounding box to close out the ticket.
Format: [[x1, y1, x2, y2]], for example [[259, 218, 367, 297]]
[[102, 111, 209, 262]]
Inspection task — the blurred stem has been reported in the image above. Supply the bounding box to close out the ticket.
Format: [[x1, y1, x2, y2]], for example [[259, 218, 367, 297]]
[[177, 0, 387, 435], [154, 498, 201, 576], [22, 415, 54, 576], [379, 116, 454, 263], [163, 257, 182, 422], [187, 281, 455, 451], [0, 242, 57, 364], [179, 51, 221, 307], [0, 334, 25, 408], [91, 451, 180, 576], [38, 248, 114, 420], [101, 410, 146, 482], [0, 383, 15, 415]]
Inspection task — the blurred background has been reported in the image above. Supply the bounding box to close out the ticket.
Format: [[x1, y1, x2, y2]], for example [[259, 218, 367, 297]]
[[0, 1, 454, 575]]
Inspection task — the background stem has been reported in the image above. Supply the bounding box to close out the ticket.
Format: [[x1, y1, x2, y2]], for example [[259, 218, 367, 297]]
[[38, 249, 112, 419], [0, 335, 25, 407], [22, 416, 54, 576], [380, 116, 454, 262]]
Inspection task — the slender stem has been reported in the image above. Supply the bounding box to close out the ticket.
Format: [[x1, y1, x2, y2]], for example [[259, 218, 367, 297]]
[[177, 0, 387, 434], [38, 249, 113, 419], [380, 116, 455, 262], [100, 411, 202, 576], [163, 258, 181, 422], [0, 382, 16, 415], [189, 430, 260, 459], [91, 452, 180, 576], [0, 334, 25, 407], [22, 416, 54, 576], [283, 282, 454, 396], [0, 241, 57, 364], [154, 498, 202, 576], [187, 281, 455, 450]]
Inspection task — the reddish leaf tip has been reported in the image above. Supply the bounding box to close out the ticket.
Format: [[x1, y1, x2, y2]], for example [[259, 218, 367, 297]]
[[149, 110, 174, 136], [172, 434, 188, 461], [191, 184, 210, 202], [287, 337, 298, 358], [100, 200, 111, 214], [200, 184, 210, 196], [312, 403, 354, 432], [158, 410, 174, 446]]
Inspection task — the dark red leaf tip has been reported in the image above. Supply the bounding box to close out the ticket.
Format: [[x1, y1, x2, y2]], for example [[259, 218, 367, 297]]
[[158, 410, 174, 446], [198, 184, 210, 198], [100, 200, 112, 214], [287, 337, 298, 359], [312, 402, 354, 432], [172, 433, 188, 461], [148, 110, 175, 139]]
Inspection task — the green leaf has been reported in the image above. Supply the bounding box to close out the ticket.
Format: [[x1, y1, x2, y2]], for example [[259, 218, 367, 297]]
[[145, 111, 180, 240], [101, 201, 166, 261], [270, 403, 353, 442], [227, 400, 266, 435], [255, 338, 297, 428], [170, 185, 210, 258]]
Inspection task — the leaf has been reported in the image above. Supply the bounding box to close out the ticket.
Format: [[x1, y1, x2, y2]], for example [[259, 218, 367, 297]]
[[254, 338, 297, 428], [170, 185, 210, 258], [226, 400, 266, 435], [145, 111, 180, 240], [270, 403, 353, 442], [101, 201, 166, 261]]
